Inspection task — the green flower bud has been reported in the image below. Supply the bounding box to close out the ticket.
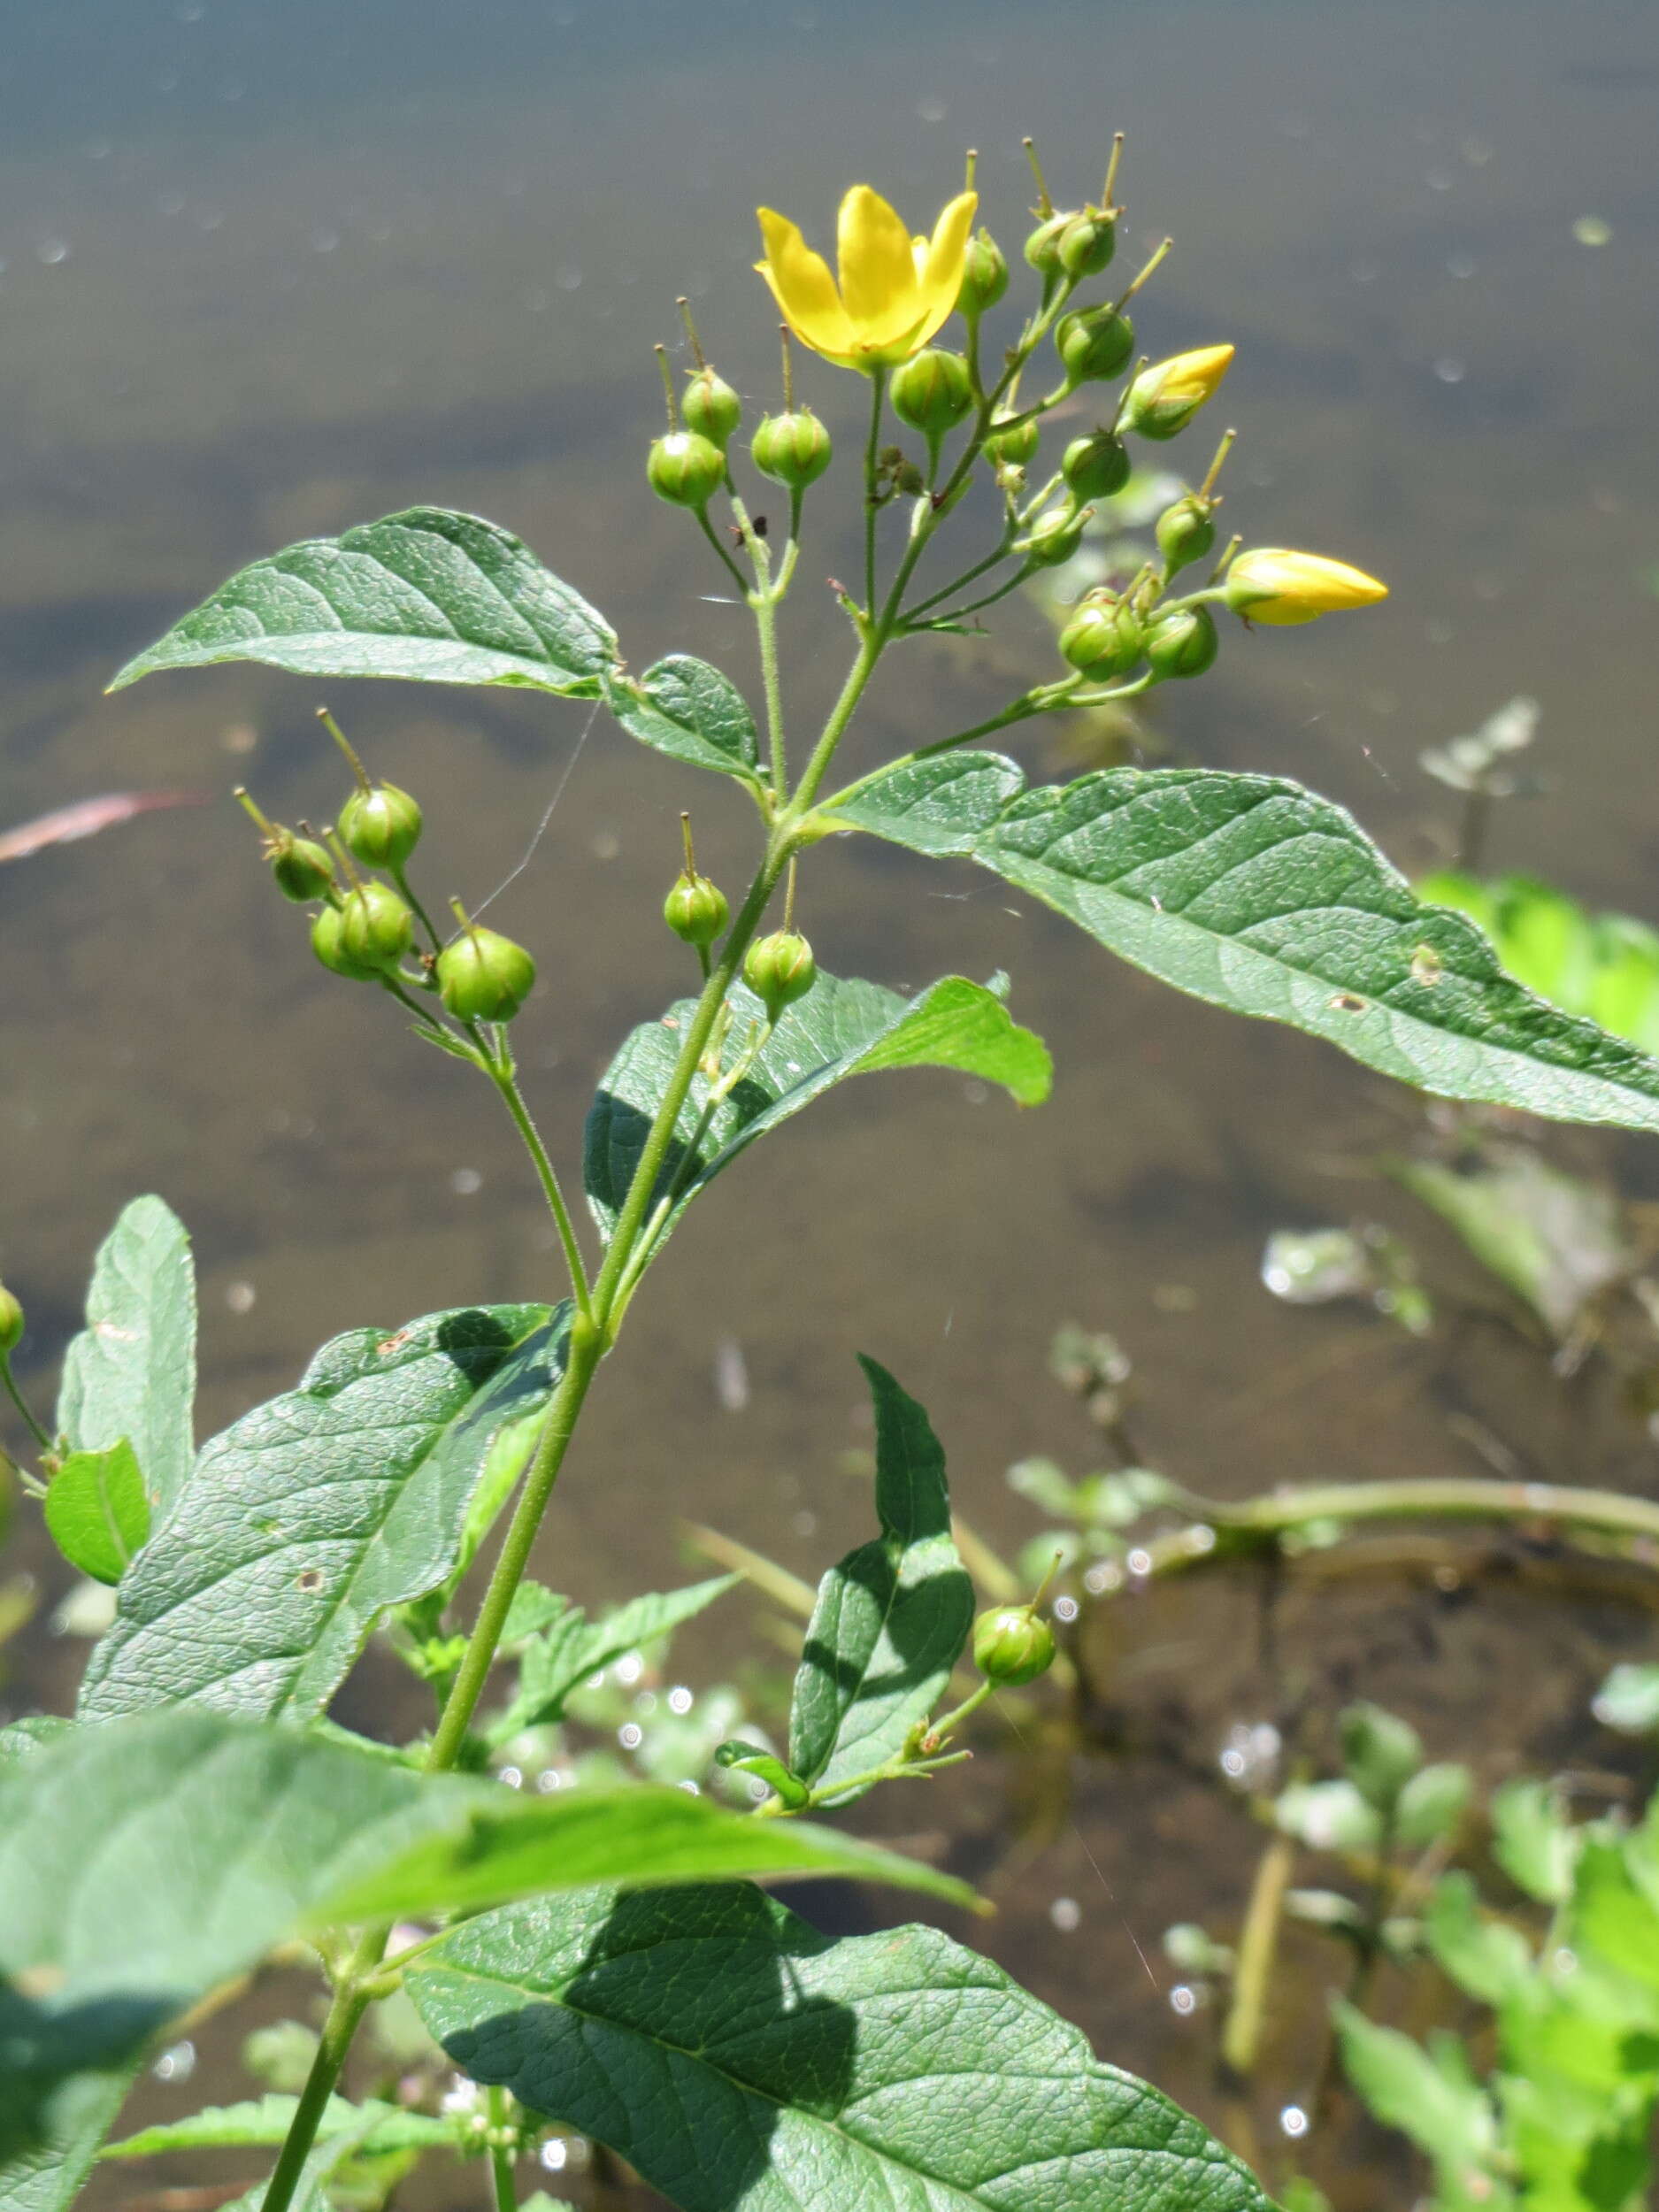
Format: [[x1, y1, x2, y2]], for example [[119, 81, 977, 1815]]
[[890, 349, 974, 436], [1119, 346, 1235, 442], [1062, 430, 1131, 502], [436, 925, 537, 1024], [744, 928, 816, 1021], [681, 366, 741, 447], [985, 410, 1041, 469], [338, 781, 423, 871], [1055, 305, 1135, 385], [1144, 603, 1219, 680], [0, 1283, 25, 1355], [956, 227, 1009, 316], [269, 828, 334, 903], [310, 902, 384, 982], [1023, 210, 1072, 275], [973, 1604, 1056, 1686], [1057, 207, 1117, 279], [1340, 1701, 1423, 1812], [1156, 495, 1216, 576], [751, 408, 833, 489], [338, 880, 414, 972], [647, 428, 726, 509], [1059, 596, 1143, 680], [1018, 506, 1087, 568], [664, 870, 729, 950]]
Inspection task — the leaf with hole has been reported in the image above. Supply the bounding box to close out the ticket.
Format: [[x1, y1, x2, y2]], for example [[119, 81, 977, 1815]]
[[603, 657, 762, 783], [56, 1196, 195, 1518], [0, 1708, 974, 2164], [42, 1443, 149, 1586], [108, 508, 617, 695], [78, 1303, 565, 1723], [407, 1882, 1276, 2212], [787, 1358, 973, 1804], [584, 970, 1049, 1244], [829, 754, 1659, 1132]]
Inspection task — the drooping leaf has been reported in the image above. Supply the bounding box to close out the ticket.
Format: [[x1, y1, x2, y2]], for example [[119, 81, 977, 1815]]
[[103, 2095, 457, 2159], [108, 509, 617, 696], [585, 970, 1050, 1244], [787, 1358, 973, 1803], [0, 1708, 973, 2160], [78, 1304, 565, 1724], [830, 755, 1659, 1133], [408, 1883, 1276, 2212], [490, 1575, 737, 1744], [603, 657, 762, 784], [56, 1196, 195, 1518], [42, 1444, 149, 1587]]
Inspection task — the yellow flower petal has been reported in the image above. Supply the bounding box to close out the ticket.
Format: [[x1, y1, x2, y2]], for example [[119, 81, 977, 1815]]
[[918, 190, 979, 315], [756, 206, 854, 360], [1227, 548, 1389, 626], [836, 185, 918, 331]]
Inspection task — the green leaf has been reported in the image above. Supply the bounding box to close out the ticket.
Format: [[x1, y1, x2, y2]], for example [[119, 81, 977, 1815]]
[[42, 1444, 149, 1587], [56, 1196, 195, 1518], [0, 2075, 134, 2212], [408, 1883, 1275, 2212], [831, 755, 1659, 1133], [1425, 1872, 1532, 2006], [0, 1708, 974, 2161], [585, 970, 1050, 1244], [103, 2095, 457, 2159], [1594, 1663, 1659, 1737], [107, 508, 617, 696], [603, 657, 762, 783], [1333, 2001, 1498, 2179], [787, 1358, 973, 1803], [78, 1304, 565, 1724], [0, 1720, 71, 1773], [1491, 1778, 1578, 1903], [491, 1576, 737, 1744], [1572, 1832, 1659, 2004]]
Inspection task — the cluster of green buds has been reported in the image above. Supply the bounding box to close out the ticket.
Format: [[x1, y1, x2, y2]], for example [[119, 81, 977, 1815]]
[[649, 301, 833, 518], [239, 708, 537, 1033]]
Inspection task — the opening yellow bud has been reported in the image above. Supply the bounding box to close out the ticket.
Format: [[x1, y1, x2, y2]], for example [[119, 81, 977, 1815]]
[[1225, 548, 1390, 626]]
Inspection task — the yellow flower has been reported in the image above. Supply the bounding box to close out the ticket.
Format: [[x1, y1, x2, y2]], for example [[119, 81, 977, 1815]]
[[755, 185, 978, 374], [1121, 345, 1234, 440], [1225, 548, 1390, 626]]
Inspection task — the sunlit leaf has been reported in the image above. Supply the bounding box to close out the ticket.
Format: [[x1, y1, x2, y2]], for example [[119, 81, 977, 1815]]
[[603, 657, 762, 783], [56, 1196, 195, 1518], [42, 1443, 149, 1587], [490, 1576, 737, 1744]]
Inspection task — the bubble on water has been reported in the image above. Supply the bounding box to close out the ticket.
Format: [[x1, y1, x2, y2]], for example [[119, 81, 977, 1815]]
[[1434, 357, 1467, 384], [540, 2139, 569, 2170], [1170, 1985, 1198, 2016], [615, 1654, 644, 1686], [450, 1167, 482, 1195], [1425, 167, 1454, 192], [618, 1722, 644, 1751], [1220, 1747, 1248, 1780], [793, 1509, 818, 1537], [678, 1778, 701, 1793], [1082, 1563, 1113, 1594], [1446, 250, 1477, 279], [499, 1765, 522, 1788], [668, 1686, 694, 1715], [35, 238, 71, 265], [152, 2039, 196, 2082], [1125, 1548, 1152, 1580], [1279, 2104, 1310, 2139], [534, 1767, 562, 1793], [1053, 1594, 1079, 1623], [225, 1280, 257, 1314], [1185, 1524, 1217, 1556], [1262, 1226, 1369, 1305], [916, 96, 948, 123], [1050, 1897, 1081, 1932], [1572, 214, 1612, 248]]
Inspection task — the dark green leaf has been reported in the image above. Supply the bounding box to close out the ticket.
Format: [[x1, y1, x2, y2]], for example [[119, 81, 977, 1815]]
[[0, 1708, 973, 2160], [56, 1196, 195, 1518], [603, 657, 761, 783], [491, 1576, 737, 1743], [78, 1304, 565, 1723], [108, 509, 617, 696], [103, 2095, 457, 2159], [787, 1359, 973, 1802], [42, 1444, 149, 1587], [584, 970, 1050, 1244], [831, 755, 1659, 1133], [408, 1883, 1275, 2212]]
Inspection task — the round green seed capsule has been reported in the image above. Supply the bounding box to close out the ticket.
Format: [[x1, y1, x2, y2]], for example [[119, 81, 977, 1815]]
[[1156, 495, 1217, 576], [436, 926, 537, 1023], [310, 902, 383, 982], [1057, 207, 1117, 279], [0, 1283, 25, 1355], [681, 366, 741, 447], [268, 829, 335, 903], [1059, 598, 1143, 680], [1023, 210, 1072, 275], [1019, 507, 1086, 567], [664, 871, 729, 950], [1144, 603, 1219, 680], [890, 349, 974, 435], [985, 411, 1040, 468], [743, 929, 816, 1022], [957, 227, 1009, 315], [1062, 430, 1131, 502], [1055, 305, 1135, 385], [647, 429, 726, 508], [751, 409, 833, 489], [338, 880, 414, 972], [338, 781, 422, 871], [972, 1605, 1056, 1686]]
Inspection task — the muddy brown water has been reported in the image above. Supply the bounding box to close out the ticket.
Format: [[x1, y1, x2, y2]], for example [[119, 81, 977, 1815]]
[[3, 2, 1658, 2203]]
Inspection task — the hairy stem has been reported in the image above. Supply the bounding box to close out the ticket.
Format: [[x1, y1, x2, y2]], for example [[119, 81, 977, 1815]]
[[863, 369, 887, 618], [490, 1061, 593, 1322]]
